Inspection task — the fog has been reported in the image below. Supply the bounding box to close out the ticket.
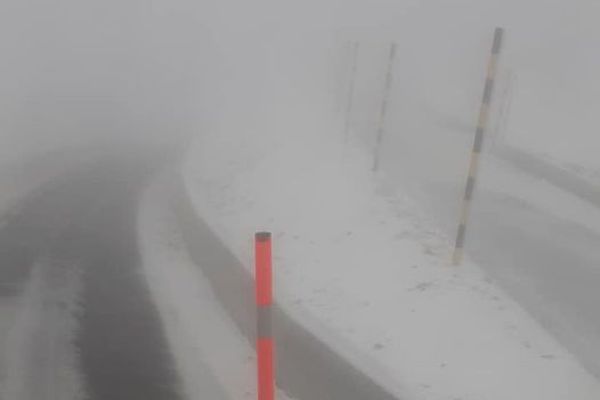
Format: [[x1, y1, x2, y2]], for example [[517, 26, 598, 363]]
[[0, 0, 216, 160], [1, 0, 600, 399], [2, 0, 599, 165]]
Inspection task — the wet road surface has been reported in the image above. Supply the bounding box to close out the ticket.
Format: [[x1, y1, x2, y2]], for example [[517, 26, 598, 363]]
[[0, 154, 182, 399]]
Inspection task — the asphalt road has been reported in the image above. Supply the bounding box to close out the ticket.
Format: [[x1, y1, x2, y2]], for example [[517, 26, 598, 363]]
[[0, 154, 183, 399], [6, 144, 596, 398]]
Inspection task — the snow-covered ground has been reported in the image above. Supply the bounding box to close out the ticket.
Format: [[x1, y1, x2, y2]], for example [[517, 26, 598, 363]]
[[475, 155, 600, 236], [138, 173, 295, 400], [180, 124, 600, 399], [381, 112, 600, 240], [340, 0, 600, 171], [378, 83, 600, 379], [138, 1, 600, 397]]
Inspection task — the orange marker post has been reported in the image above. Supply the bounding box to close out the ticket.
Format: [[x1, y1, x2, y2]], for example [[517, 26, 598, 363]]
[[255, 232, 274, 400]]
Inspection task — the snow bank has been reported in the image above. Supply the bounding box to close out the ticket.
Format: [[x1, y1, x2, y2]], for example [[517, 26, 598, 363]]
[[137, 174, 295, 400], [182, 128, 600, 400]]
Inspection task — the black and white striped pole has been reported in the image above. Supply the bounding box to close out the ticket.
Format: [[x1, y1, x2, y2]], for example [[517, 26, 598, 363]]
[[452, 27, 504, 265], [373, 42, 397, 173]]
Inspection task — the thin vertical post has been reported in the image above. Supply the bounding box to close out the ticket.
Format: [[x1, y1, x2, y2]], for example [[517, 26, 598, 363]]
[[343, 42, 359, 148], [452, 27, 504, 265], [373, 42, 397, 172], [255, 232, 274, 400]]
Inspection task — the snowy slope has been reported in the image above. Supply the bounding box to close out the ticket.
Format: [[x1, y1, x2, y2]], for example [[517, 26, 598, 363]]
[[138, 174, 295, 400], [146, 0, 600, 398], [182, 129, 600, 400]]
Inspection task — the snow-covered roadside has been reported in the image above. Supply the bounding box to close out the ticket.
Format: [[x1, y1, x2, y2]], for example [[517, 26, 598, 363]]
[[137, 173, 295, 400], [477, 155, 600, 235], [535, 153, 600, 185], [0, 260, 86, 400], [182, 130, 600, 400], [377, 106, 600, 240]]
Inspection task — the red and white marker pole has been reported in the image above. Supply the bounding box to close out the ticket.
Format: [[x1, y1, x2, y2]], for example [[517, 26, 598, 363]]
[[255, 232, 274, 400]]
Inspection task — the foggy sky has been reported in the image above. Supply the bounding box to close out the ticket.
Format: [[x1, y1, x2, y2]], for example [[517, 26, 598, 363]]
[[0, 0, 598, 167]]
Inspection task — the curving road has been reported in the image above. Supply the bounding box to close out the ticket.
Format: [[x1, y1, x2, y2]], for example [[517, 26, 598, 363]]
[[0, 153, 182, 400]]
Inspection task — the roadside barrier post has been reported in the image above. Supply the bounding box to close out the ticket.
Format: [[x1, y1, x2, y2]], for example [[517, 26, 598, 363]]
[[255, 232, 274, 400]]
